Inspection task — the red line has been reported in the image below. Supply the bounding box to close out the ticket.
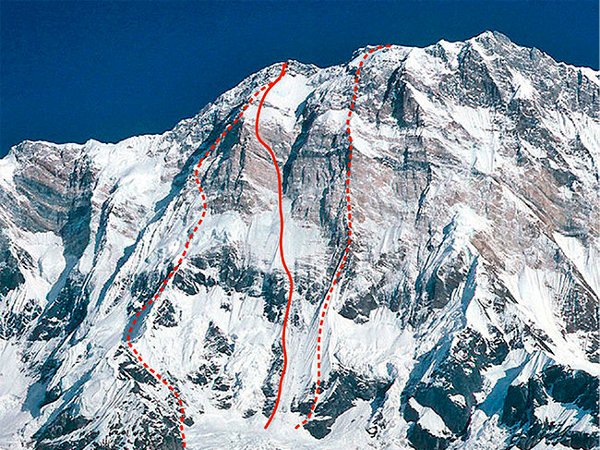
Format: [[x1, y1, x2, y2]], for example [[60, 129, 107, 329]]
[[255, 62, 292, 430], [294, 45, 390, 430], [125, 79, 273, 448]]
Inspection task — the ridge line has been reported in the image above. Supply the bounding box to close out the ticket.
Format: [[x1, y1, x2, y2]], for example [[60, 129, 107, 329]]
[[294, 44, 391, 430], [124, 77, 274, 448]]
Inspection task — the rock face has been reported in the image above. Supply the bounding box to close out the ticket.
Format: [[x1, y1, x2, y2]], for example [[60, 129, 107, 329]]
[[0, 31, 598, 449]]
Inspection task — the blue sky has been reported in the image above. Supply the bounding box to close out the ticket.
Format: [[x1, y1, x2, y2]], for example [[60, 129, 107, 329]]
[[1, 1, 597, 157]]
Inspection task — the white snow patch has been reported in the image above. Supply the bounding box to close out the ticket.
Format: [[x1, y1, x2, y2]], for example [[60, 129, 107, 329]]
[[329, 307, 414, 377], [448, 104, 497, 173], [408, 83, 441, 118], [313, 109, 349, 134], [510, 70, 536, 100], [449, 393, 467, 408], [502, 267, 600, 375], [553, 232, 600, 297], [449, 204, 489, 246], [254, 72, 314, 132], [350, 112, 401, 160], [405, 48, 453, 82], [0, 341, 32, 450], [482, 349, 529, 390], [0, 152, 17, 188], [409, 398, 452, 438], [10, 230, 65, 298], [437, 40, 463, 70], [531, 441, 579, 450], [269, 72, 313, 112], [520, 140, 546, 159]]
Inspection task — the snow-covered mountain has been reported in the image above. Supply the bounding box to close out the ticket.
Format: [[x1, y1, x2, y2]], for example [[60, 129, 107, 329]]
[[0, 31, 598, 449]]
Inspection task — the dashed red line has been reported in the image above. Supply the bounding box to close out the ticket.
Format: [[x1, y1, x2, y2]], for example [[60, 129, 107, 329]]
[[124, 76, 275, 448], [295, 44, 391, 430], [254, 62, 292, 430]]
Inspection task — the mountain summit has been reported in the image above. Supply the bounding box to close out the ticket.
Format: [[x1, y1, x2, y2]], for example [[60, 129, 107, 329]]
[[0, 32, 598, 449]]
